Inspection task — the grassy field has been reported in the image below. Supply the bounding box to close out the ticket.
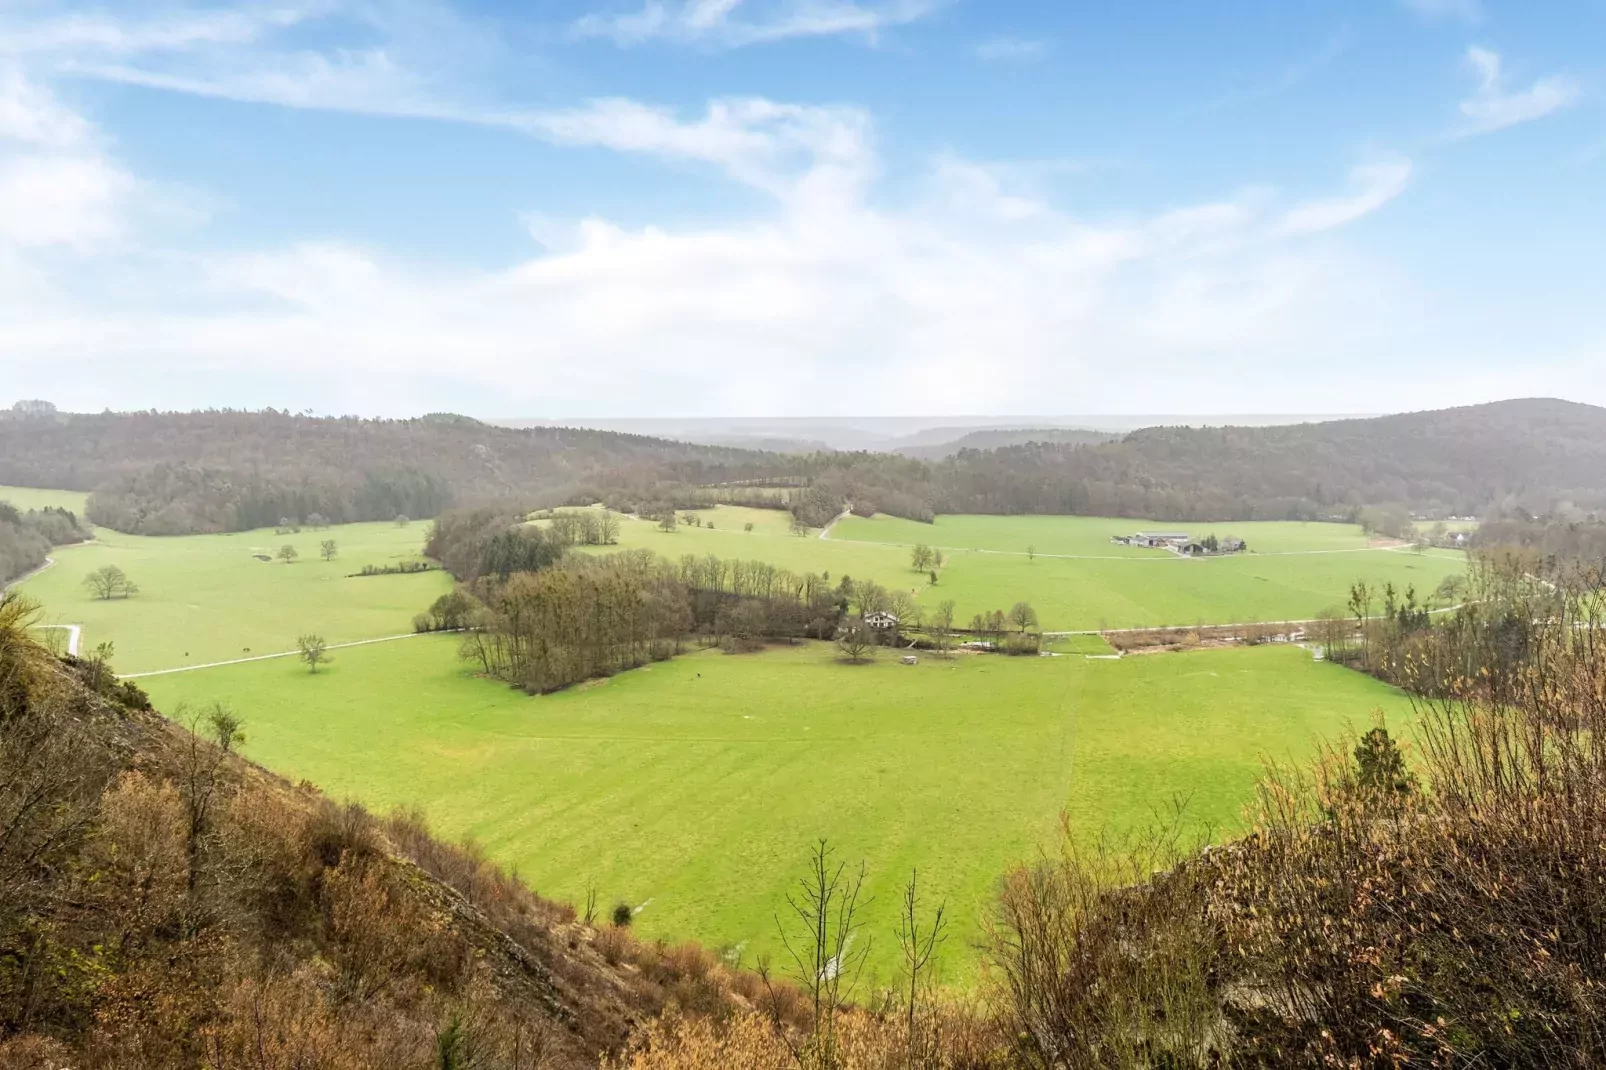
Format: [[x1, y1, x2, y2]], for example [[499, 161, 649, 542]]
[[831, 513, 1389, 557], [582, 506, 1465, 632], [0, 485, 91, 514], [143, 637, 1416, 981], [13, 519, 451, 673]]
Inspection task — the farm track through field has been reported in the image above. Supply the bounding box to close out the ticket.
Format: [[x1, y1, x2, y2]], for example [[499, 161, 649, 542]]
[[120, 632, 432, 680]]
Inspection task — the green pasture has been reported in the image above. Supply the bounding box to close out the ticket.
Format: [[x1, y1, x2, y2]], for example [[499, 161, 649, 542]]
[[832, 513, 1400, 556], [12, 520, 451, 673], [586, 506, 1465, 632], [0, 485, 91, 515], [144, 637, 1415, 981]]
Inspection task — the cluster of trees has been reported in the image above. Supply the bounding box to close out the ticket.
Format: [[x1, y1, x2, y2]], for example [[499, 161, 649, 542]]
[[1471, 510, 1606, 560], [1313, 546, 1575, 699], [83, 564, 139, 600], [458, 550, 847, 693], [539, 509, 620, 547], [0, 501, 90, 587], [424, 508, 564, 583]]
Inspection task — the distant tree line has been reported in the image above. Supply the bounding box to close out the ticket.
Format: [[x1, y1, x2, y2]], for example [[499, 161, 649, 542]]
[[9, 399, 1605, 540], [0, 409, 783, 536], [0, 501, 90, 587]]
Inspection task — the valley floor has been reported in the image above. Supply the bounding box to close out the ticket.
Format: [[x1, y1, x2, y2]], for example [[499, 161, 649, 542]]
[[141, 636, 1413, 982]]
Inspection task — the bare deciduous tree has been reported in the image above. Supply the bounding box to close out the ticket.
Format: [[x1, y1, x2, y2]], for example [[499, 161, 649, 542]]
[[277, 544, 298, 564], [297, 634, 330, 674], [320, 539, 338, 562], [83, 564, 137, 600], [770, 839, 872, 1067], [836, 617, 875, 664], [896, 868, 948, 1067]]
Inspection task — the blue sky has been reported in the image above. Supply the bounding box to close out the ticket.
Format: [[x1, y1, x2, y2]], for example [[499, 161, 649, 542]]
[[0, 0, 1601, 418]]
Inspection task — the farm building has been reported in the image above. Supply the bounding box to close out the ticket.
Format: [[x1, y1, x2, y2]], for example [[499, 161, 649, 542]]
[[864, 611, 900, 630], [1111, 531, 1192, 549]]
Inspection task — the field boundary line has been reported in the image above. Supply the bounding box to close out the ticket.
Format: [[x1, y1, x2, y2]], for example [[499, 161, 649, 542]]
[[119, 631, 433, 680], [1044, 604, 1466, 637]]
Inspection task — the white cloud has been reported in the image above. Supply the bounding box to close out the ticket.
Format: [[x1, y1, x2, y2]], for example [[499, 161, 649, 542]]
[[1456, 46, 1581, 136], [0, 5, 318, 57], [571, 0, 941, 48], [974, 36, 1048, 63], [1276, 158, 1413, 236], [0, 64, 91, 146], [0, 69, 134, 247], [0, 59, 1440, 416]]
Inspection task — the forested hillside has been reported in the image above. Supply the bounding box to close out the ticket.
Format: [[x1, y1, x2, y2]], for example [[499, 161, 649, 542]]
[[5, 400, 1602, 536], [0, 410, 780, 535], [810, 399, 1606, 523], [892, 426, 1120, 460], [0, 501, 90, 587]]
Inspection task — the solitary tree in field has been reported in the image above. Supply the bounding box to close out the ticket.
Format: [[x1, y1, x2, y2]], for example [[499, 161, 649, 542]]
[[277, 544, 299, 564], [394, 514, 410, 527], [744, 521, 755, 532], [83, 564, 137, 600], [599, 511, 621, 545], [932, 548, 944, 569], [789, 512, 810, 537], [320, 539, 338, 562], [1026, 545, 1036, 563], [836, 617, 875, 663], [1009, 601, 1039, 633], [297, 634, 330, 674], [910, 543, 933, 571], [657, 512, 677, 533]]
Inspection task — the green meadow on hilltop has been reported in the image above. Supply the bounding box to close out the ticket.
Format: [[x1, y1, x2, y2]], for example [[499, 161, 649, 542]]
[[11, 513, 451, 673], [584, 505, 1465, 632], [144, 636, 1415, 980], [7, 488, 1465, 675], [0, 485, 91, 515]]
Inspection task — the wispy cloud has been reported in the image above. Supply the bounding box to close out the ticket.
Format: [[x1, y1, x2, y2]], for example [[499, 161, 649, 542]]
[[1400, 0, 1484, 24], [1456, 46, 1582, 137], [1276, 157, 1413, 236], [570, 0, 941, 48], [973, 35, 1048, 63], [1181, 29, 1349, 118]]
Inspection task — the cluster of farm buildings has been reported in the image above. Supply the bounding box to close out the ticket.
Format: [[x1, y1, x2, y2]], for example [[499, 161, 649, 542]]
[[1110, 531, 1246, 556]]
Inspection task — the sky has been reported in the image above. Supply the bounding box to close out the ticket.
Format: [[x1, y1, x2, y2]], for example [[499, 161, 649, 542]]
[[0, 0, 1602, 419]]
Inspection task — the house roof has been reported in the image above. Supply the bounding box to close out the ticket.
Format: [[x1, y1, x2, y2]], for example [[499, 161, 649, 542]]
[[1135, 531, 1190, 539]]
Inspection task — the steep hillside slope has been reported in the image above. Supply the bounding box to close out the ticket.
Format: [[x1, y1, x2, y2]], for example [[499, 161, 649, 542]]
[[0, 594, 767, 1069]]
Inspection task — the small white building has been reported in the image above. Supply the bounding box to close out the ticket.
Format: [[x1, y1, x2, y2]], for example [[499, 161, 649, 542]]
[[864, 611, 900, 630]]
